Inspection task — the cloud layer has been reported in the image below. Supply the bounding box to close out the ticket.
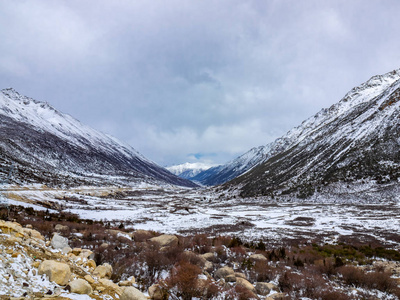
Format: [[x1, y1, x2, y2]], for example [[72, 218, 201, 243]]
[[1, 0, 400, 166]]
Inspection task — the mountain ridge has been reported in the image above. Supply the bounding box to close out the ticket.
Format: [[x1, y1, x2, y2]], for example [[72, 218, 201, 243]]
[[194, 68, 400, 201], [0, 88, 197, 187]]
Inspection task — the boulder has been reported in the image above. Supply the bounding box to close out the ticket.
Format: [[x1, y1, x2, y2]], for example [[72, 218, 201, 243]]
[[38, 260, 71, 285], [201, 252, 215, 262], [148, 284, 166, 300], [22, 228, 44, 241], [0, 220, 24, 237], [72, 248, 82, 256], [149, 234, 178, 248], [120, 286, 147, 300], [51, 233, 69, 250], [214, 266, 235, 280], [255, 282, 271, 296], [84, 274, 95, 284], [119, 276, 136, 286], [234, 272, 247, 279], [99, 278, 122, 295], [236, 277, 256, 293], [249, 253, 267, 262], [94, 263, 113, 278], [55, 224, 69, 231], [62, 246, 72, 254], [264, 282, 279, 291], [80, 249, 94, 260], [86, 259, 96, 269], [68, 278, 92, 294], [225, 274, 237, 282]]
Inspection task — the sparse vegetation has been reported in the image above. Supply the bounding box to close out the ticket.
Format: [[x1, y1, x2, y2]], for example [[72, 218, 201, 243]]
[[2, 205, 400, 299]]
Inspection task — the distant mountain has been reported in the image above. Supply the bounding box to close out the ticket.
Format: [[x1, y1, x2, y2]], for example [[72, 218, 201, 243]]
[[200, 68, 400, 201], [166, 162, 214, 180], [0, 88, 197, 187], [190, 147, 267, 186]]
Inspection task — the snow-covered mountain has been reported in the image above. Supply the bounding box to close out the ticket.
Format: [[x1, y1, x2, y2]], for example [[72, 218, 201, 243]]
[[0, 88, 196, 187], [199, 68, 400, 201], [166, 162, 214, 180]]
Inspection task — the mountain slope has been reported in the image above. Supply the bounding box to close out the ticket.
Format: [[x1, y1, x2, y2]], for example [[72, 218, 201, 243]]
[[0, 88, 196, 187], [226, 68, 400, 200], [191, 147, 268, 185]]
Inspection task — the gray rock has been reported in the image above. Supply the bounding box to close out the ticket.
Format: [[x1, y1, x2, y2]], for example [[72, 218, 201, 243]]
[[51, 233, 69, 250]]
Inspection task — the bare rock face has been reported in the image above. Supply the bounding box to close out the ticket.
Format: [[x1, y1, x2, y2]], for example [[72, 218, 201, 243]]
[[68, 278, 92, 294], [120, 286, 147, 300], [149, 234, 178, 248], [38, 260, 71, 286], [51, 233, 69, 250]]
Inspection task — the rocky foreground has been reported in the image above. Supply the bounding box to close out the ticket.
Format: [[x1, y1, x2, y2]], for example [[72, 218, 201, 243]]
[[0, 219, 286, 299], [1, 209, 400, 300]]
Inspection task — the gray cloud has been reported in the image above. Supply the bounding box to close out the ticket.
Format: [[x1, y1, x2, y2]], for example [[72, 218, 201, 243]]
[[1, 0, 400, 166]]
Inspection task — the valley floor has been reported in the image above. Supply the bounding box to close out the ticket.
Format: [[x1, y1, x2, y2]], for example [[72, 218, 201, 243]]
[[2, 184, 399, 247]]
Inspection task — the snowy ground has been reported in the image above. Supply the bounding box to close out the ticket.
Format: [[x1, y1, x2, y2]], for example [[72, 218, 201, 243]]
[[2, 184, 400, 247]]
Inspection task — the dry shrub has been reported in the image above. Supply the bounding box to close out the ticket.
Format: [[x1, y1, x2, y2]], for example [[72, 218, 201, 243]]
[[140, 243, 171, 277], [231, 246, 247, 256], [315, 258, 336, 277], [213, 236, 231, 247], [248, 260, 273, 282], [313, 289, 352, 300], [166, 261, 202, 300], [339, 266, 397, 293], [185, 234, 212, 254], [215, 245, 228, 262], [338, 265, 364, 287], [364, 270, 397, 292]]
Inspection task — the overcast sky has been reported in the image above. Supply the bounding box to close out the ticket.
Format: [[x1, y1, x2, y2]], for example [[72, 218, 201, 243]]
[[1, 1, 400, 166]]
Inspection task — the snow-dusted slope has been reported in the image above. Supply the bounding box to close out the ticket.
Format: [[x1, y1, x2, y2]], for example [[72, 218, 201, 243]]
[[231, 68, 400, 200], [196, 69, 400, 200], [166, 162, 214, 180], [0, 88, 196, 187]]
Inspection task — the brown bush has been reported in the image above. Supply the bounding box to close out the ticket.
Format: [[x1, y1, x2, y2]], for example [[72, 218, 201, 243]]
[[338, 265, 365, 287], [166, 261, 202, 300], [248, 260, 273, 282]]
